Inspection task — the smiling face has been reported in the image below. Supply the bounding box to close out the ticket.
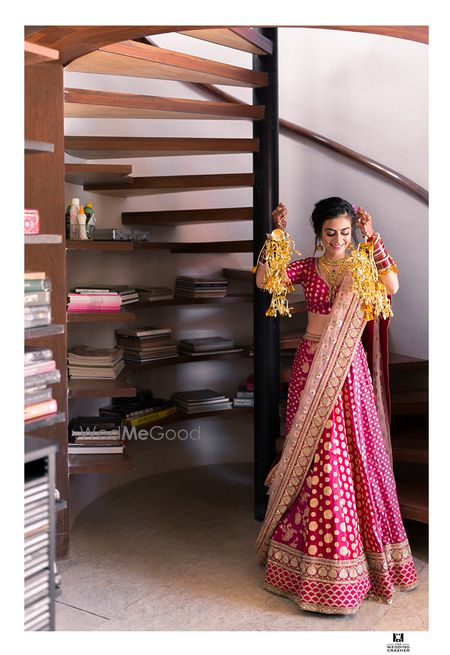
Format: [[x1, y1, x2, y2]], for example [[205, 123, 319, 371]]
[[320, 214, 352, 260]]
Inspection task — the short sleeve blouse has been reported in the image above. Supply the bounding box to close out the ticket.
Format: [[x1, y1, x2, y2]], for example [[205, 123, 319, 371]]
[[286, 257, 332, 315]]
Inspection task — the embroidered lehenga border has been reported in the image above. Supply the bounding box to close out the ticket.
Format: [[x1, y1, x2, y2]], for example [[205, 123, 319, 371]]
[[255, 269, 367, 564]]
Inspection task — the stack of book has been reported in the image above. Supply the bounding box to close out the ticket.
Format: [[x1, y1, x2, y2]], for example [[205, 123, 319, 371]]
[[99, 391, 176, 428], [67, 291, 121, 314], [136, 286, 174, 302], [25, 348, 60, 422], [68, 416, 125, 455], [74, 284, 139, 306], [174, 275, 228, 298], [67, 346, 125, 379], [115, 327, 178, 363], [25, 273, 52, 329], [24, 473, 51, 630], [177, 336, 242, 356], [171, 389, 233, 414], [233, 383, 254, 408]]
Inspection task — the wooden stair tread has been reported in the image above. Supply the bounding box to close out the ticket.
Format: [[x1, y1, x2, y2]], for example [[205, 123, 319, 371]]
[[179, 27, 273, 55], [392, 436, 428, 464], [64, 136, 259, 159], [25, 40, 59, 65], [389, 352, 427, 365], [122, 207, 253, 225], [391, 389, 428, 404], [65, 163, 133, 186], [64, 87, 265, 121], [25, 26, 205, 65], [396, 477, 428, 523], [65, 40, 268, 88], [83, 172, 254, 196]]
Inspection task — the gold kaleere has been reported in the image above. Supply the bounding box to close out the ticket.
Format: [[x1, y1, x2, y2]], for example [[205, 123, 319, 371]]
[[346, 241, 394, 321], [259, 228, 302, 317]]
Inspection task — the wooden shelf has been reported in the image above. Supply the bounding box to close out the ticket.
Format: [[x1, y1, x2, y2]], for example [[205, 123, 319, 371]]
[[66, 240, 254, 253], [122, 207, 253, 225], [24, 412, 66, 433], [179, 27, 273, 55], [69, 405, 253, 474], [149, 405, 253, 426], [69, 450, 133, 475], [83, 172, 255, 196], [223, 267, 253, 281], [67, 310, 135, 323], [65, 163, 132, 186], [25, 234, 62, 244], [64, 87, 265, 121], [25, 324, 65, 341], [25, 139, 54, 154], [64, 136, 259, 159], [65, 40, 268, 88], [68, 347, 252, 398], [68, 373, 136, 399], [66, 295, 253, 322], [25, 40, 59, 65], [126, 345, 252, 373], [134, 294, 253, 308], [171, 241, 253, 253]]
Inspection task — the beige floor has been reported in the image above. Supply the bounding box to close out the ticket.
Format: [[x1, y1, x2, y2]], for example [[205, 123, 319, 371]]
[[56, 462, 428, 631]]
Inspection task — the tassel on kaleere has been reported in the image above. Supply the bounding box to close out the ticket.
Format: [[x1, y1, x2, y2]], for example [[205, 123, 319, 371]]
[[346, 241, 394, 321], [258, 228, 302, 317]]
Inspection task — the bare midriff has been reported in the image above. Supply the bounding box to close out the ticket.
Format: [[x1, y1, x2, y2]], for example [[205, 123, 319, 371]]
[[305, 311, 330, 337]]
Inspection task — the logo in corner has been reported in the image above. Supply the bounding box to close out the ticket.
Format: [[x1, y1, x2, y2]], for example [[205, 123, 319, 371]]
[[387, 633, 410, 652]]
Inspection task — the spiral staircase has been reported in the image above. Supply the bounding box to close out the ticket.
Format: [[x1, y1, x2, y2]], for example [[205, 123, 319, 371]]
[[25, 26, 428, 558]]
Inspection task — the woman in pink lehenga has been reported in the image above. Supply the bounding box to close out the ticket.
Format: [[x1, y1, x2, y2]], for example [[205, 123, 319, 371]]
[[253, 197, 418, 615]]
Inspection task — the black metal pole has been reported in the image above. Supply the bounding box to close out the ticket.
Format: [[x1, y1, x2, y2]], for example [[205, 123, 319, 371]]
[[253, 27, 279, 521]]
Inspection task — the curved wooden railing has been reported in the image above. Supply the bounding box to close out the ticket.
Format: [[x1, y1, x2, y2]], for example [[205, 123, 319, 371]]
[[27, 25, 429, 204], [139, 36, 428, 205], [301, 26, 428, 44]]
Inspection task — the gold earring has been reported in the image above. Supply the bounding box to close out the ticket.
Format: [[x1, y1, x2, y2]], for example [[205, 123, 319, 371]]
[[316, 240, 324, 251]]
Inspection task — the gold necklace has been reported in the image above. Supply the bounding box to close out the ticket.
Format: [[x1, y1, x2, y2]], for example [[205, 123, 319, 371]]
[[318, 255, 352, 301]]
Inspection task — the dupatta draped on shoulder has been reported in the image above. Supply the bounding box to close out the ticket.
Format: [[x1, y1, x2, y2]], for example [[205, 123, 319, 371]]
[[255, 269, 367, 564]]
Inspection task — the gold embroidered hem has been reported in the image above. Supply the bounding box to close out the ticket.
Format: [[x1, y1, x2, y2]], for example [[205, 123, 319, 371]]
[[263, 538, 418, 615], [262, 581, 363, 615]]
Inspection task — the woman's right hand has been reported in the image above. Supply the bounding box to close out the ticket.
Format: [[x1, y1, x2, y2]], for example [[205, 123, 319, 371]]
[[272, 202, 287, 229]]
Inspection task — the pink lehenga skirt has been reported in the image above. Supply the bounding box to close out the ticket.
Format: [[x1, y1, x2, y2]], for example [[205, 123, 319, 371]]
[[263, 335, 418, 615]]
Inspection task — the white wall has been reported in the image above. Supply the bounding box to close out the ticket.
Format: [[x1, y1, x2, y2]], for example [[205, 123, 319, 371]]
[[65, 28, 428, 527], [277, 28, 428, 358]]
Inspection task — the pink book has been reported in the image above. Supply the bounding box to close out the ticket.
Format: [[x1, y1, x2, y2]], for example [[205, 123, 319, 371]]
[[24, 359, 57, 377], [25, 398, 58, 421], [68, 306, 122, 313]]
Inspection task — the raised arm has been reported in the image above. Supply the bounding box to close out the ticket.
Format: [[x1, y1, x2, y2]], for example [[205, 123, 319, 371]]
[[355, 208, 399, 295]]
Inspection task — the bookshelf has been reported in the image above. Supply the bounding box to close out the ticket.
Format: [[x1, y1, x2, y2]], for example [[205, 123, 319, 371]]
[[25, 53, 69, 558]]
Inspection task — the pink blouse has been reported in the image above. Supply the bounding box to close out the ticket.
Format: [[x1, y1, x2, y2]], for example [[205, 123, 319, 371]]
[[286, 257, 332, 315]]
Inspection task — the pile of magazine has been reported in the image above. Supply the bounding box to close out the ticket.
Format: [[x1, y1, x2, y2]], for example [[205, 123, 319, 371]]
[[25, 347, 60, 422]]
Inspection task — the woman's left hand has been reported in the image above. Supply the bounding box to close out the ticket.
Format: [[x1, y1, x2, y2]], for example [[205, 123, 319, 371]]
[[355, 207, 375, 239]]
